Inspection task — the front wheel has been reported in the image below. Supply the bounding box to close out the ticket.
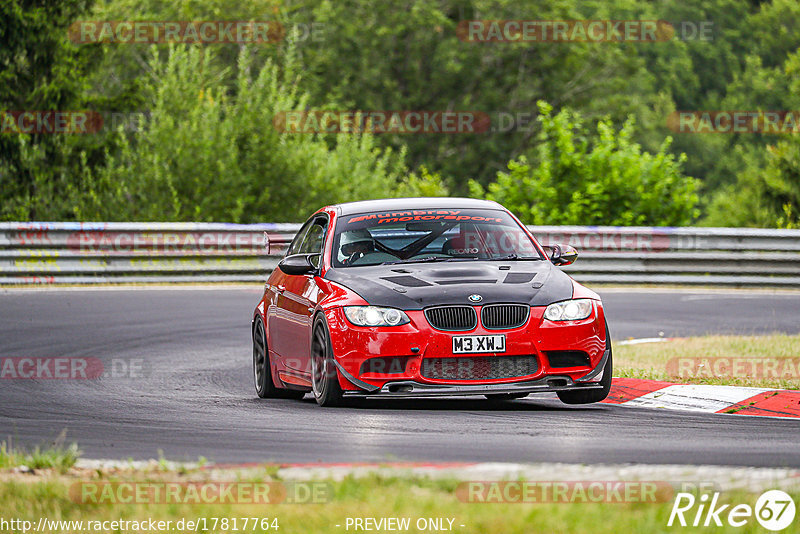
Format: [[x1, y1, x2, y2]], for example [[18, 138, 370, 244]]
[[311, 315, 346, 407], [557, 322, 613, 405]]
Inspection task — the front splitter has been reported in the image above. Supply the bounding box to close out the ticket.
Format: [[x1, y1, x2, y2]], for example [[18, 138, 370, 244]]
[[341, 375, 603, 398]]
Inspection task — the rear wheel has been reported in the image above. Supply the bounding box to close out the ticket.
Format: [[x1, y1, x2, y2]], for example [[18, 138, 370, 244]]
[[557, 322, 613, 405], [253, 317, 306, 400], [311, 315, 346, 407]]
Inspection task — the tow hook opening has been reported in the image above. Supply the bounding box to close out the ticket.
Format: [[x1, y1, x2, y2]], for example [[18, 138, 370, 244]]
[[547, 378, 568, 388]]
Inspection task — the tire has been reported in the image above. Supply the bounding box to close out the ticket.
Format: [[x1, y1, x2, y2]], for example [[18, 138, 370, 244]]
[[253, 316, 306, 400], [485, 393, 529, 401], [557, 321, 613, 405], [311, 314, 346, 407]]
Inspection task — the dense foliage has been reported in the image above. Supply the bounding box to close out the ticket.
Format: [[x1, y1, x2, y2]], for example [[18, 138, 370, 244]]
[[75, 46, 425, 222], [1, 0, 799, 225], [471, 103, 698, 225]]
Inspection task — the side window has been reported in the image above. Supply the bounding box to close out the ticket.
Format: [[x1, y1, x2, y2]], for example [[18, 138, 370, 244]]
[[286, 220, 314, 256], [298, 222, 326, 255]]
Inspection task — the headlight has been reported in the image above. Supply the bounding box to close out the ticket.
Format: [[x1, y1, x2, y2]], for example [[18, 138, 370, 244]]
[[344, 306, 410, 327], [543, 299, 593, 321]]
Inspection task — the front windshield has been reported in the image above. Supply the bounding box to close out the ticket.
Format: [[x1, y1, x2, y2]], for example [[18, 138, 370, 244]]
[[331, 208, 545, 267]]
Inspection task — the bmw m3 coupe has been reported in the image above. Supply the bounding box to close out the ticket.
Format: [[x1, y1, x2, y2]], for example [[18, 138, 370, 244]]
[[252, 198, 611, 406]]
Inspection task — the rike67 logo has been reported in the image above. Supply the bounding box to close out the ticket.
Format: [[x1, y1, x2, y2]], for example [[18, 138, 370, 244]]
[[668, 490, 796, 531]]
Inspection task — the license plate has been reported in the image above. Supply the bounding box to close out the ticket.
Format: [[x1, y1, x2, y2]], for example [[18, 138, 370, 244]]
[[452, 335, 506, 354]]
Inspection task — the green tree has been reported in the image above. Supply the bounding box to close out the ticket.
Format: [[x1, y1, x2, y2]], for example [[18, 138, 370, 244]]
[[471, 102, 698, 225], [0, 0, 104, 220], [704, 47, 800, 227], [75, 45, 443, 222], [289, 0, 670, 189], [5, 0, 800, 225], [704, 132, 800, 228], [666, 0, 800, 197]]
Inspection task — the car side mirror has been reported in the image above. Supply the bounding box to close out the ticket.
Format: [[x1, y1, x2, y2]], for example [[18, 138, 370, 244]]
[[278, 254, 319, 275], [549, 244, 578, 266]]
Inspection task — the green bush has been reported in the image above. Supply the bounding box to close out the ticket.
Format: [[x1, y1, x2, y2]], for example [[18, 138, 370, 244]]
[[0, 438, 80, 474], [471, 102, 699, 226]]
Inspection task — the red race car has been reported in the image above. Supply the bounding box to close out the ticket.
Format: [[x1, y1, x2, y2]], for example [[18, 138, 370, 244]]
[[252, 198, 611, 407]]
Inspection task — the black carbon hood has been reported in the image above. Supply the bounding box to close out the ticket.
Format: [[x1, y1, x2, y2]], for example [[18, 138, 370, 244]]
[[324, 261, 574, 310]]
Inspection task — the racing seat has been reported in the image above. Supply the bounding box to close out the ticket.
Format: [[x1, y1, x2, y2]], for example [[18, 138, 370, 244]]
[[442, 235, 477, 257]]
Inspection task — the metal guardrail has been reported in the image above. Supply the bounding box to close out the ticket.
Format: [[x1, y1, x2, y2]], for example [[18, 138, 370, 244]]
[[534, 226, 800, 286], [2, 222, 800, 286]]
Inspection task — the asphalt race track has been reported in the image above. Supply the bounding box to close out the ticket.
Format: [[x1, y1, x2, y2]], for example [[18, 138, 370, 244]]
[[1, 286, 799, 467]]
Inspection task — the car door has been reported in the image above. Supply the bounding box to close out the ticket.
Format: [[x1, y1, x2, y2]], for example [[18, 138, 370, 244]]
[[269, 216, 327, 379]]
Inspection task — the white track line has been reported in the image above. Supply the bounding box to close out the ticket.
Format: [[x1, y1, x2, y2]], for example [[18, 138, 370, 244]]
[[617, 337, 672, 345], [622, 384, 771, 413]]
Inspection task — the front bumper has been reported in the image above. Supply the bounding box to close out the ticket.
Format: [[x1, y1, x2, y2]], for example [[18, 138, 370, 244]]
[[325, 302, 608, 397], [337, 346, 610, 397]]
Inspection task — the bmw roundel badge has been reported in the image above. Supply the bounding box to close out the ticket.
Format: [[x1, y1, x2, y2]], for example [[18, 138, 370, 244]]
[[468, 294, 483, 303]]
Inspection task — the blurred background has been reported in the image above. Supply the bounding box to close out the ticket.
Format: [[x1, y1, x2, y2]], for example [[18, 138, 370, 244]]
[[1, 0, 798, 227]]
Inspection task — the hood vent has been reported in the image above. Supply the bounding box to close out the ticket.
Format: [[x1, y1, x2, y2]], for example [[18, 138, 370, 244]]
[[503, 272, 536, 284], [381, 276, 432, 287], [435, 279, 496, 285]]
